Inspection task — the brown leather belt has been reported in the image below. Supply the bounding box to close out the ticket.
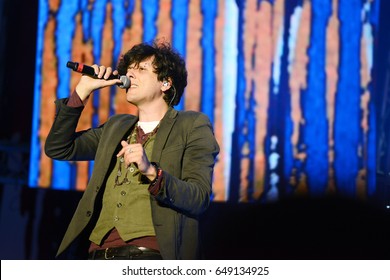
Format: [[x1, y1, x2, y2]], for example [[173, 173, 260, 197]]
[[88, 245, 162, 260]]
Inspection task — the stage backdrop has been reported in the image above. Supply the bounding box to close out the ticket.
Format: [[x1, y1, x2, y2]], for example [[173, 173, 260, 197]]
[[29, 0, 380, 203]]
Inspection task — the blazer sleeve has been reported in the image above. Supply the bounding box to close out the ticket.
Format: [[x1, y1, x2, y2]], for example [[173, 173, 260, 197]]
[[44, 98, 103, 161], [153, 112, 220, 216]]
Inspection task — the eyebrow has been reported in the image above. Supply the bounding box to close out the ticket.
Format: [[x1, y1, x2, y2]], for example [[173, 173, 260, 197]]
[[128, 62, 151, 69]]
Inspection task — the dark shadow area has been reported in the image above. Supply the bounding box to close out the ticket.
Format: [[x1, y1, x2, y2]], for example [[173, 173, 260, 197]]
[[35, 188, 84, 259], [0, 185, 82, 259], [201, 196, 390, 259], [2, 185, 389, 260], [0, 0, 37, 142]]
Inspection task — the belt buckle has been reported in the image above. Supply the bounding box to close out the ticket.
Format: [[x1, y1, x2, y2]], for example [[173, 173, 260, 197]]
[[104, 248, 115, 260]]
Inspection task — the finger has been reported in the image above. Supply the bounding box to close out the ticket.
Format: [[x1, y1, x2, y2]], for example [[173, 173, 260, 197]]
[[98, 65, 106, 78], [103, 67, 113, 80], [117, 140, 129, 157], [91, 64, 99, 76]]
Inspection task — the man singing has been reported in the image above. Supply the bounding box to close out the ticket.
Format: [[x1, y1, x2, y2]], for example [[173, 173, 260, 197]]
[[45, 40, 219, 260]]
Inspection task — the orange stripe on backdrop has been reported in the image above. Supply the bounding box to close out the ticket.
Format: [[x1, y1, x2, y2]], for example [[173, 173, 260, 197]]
[[238, 0, 257, 202], [99, 3, 115, 125], [73, 2, 116, 191], [185, 0, 202, 112], [39, 0, 62, 188], [121, 0, 143, 51], [289, 0, 311, 195], [358, 11, 372, 200], [71, 3, 117, 191], [252, 1, 273, 200], [70, 10, 95, 191], [325, 0, 339, 195], [212, 0, 225, 201], [157, 0, 172, 41], [38, 16, 58, 188], [238, 0, 281, 201], [116, 0, 142, 116]]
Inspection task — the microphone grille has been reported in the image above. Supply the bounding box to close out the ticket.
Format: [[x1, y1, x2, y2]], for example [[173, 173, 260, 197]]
[[118, 76, 130, 89]]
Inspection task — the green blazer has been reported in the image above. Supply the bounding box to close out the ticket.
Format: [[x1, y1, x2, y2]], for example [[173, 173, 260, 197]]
[[45, 99, 220, 259]]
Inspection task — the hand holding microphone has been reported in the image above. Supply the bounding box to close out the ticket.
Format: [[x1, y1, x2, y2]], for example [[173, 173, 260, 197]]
[[66, 61, 130, 91]]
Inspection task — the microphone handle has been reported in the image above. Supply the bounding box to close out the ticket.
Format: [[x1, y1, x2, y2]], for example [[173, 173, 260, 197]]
[[66, 61, 119, 80], [66, 61, 130, 89]]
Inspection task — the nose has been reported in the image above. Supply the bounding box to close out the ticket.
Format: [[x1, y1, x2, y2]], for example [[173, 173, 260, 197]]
[[126, 69, 135, 79]]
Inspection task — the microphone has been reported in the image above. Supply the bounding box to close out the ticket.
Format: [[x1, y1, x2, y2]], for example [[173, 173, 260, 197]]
[[66, 61, 130, 89]]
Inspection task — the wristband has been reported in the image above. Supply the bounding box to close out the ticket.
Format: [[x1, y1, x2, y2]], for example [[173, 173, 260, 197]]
[[150, 162, 162, 185]]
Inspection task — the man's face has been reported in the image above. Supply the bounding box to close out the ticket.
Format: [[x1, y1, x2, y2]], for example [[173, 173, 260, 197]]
[[125, 56, 164, 106]]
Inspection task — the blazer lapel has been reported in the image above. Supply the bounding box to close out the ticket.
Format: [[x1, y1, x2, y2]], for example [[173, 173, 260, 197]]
[[151, 107, 178, 163], [103, 115, 138, 162]]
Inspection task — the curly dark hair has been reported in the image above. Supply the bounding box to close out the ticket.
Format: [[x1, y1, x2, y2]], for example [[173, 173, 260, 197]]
[[117, 40, 187, 107]]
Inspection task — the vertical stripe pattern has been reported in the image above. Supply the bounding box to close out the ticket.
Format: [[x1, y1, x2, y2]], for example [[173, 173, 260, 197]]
[[29, 0, 380, 204]]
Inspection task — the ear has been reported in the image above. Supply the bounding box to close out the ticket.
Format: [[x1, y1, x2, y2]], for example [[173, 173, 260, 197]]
[[161, 79, 172, 92]]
